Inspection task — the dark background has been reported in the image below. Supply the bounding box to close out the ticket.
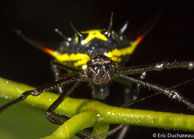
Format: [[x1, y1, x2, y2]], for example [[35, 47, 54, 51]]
[[0, 0, 194, 139]]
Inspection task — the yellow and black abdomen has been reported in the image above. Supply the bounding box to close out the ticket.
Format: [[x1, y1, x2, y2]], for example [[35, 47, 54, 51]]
[[44, 29, 143, 70]]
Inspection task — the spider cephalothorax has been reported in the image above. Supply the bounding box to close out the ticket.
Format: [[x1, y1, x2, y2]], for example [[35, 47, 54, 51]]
[[82, 55, 116, 84]]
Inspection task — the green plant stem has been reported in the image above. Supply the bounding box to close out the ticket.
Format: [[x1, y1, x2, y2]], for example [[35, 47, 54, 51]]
[[44, 111, 98, 139], [0, 77, 194, 138]]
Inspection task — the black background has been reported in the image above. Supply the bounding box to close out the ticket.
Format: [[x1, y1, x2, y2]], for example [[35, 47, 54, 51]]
[[0, 0, 194, 139]]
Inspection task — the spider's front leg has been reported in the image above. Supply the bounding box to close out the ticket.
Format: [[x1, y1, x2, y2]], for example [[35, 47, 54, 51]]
[[115, 61, 194, 110], [0, 74, 80, 113], [117, 61, 194, 75], [46, 82, 79, 125], [119, 75, 194, 110], [115, 61, 194, 105]]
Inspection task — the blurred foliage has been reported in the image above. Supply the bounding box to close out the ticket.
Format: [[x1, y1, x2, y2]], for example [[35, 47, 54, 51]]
[[0, 98, 58, 139]]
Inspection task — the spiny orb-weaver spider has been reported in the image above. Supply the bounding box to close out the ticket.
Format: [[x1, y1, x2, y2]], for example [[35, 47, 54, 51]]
[[0, 13, 194, 138]]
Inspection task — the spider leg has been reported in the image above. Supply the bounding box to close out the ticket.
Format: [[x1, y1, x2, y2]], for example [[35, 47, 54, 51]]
[[46, 82, 79, 124], [119, 75, 194, 110], [116, 125, 130, 139], [113, 72, 147, 105], [107, 76, 194, 139], [110, 69, 194, 136], [0, 73, 80, 112], [51, 60, 64, 94], [51, 60, 82, 94], [127, 72, 147, 103], [50, 61, 89, 138], [124, 77, 194, 108], [133, 72, 147, 100], [116, 61, 194, 75]]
